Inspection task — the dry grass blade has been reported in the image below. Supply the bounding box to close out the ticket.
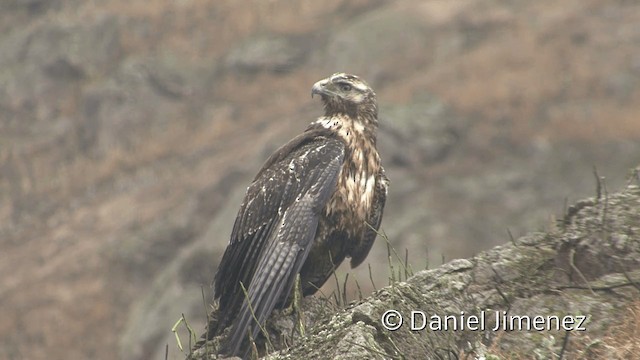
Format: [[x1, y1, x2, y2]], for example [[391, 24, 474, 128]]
[[239, 281, 274, 353], [171, 314, 196, 354]]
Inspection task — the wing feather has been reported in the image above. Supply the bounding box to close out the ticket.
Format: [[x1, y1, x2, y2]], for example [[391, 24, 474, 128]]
[[213, 134, 345, 356]]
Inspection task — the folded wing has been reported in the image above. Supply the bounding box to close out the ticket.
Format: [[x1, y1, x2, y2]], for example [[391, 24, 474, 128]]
[[213, 134, 345, 356]]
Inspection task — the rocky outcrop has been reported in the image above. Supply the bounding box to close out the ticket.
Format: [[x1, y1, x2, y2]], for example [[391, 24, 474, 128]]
[[190, 182, 640, 359]]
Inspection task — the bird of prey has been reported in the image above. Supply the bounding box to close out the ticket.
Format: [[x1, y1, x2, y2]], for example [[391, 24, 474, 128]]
[[206, 73, 389, 358]]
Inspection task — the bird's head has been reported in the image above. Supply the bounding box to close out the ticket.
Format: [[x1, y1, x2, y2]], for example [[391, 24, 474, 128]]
[[312, 73, 377, 119]]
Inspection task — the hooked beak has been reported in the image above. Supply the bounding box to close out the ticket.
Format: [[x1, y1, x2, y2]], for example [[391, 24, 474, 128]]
[[311, 78, 330, 98]]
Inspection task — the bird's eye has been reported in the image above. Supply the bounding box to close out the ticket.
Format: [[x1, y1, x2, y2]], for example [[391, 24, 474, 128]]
[[339, 83, 352, 92]]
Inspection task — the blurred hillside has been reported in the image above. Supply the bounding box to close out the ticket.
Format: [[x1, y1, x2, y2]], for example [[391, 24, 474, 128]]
[[1, 0, 639, 359]]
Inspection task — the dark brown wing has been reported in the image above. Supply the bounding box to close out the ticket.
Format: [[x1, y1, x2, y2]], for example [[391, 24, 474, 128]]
[[350, 168, 389, 267], [214, 133, 345, 357]]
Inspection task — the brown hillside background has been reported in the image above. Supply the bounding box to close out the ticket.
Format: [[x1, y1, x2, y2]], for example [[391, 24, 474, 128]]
[[1, 1, 639, 359]]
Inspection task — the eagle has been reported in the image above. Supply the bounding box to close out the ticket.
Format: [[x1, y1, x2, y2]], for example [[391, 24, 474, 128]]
[[203, 73, 389, 358]]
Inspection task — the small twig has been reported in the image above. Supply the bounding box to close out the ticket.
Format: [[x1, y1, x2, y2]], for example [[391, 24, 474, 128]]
[[366, 223, 411, 280], [425, 246, 430, 270], [561, 197, 569, 230], [405, 248, 410, 280], [354, 279, 363, 300], [305, 281, 329, 299], [368, 263, 377, 292], [557, 282, 639, 291], [200, 285, 211, 346], [601, 177, 610, 241], [387, 241, 395, 285], [506, 228, 517, 246], [593, 166, 602, 201], [201, 286, 209, 323], [186, 313, 193, 352], [491, 265, 505, 283], [396, 247, 412, 278], [379, 331, 405, 359], [494, 284, 511, 313], [332, 272, 342, 306], [558, 331, 570, 360], [329, 252, 343, 307], [568, 248, 596, 296], [621, 269, 640, 293], [342, 272, 350, 306]]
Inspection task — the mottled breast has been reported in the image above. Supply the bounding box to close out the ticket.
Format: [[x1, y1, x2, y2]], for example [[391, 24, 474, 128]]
[[316, 115, 381, 237]]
